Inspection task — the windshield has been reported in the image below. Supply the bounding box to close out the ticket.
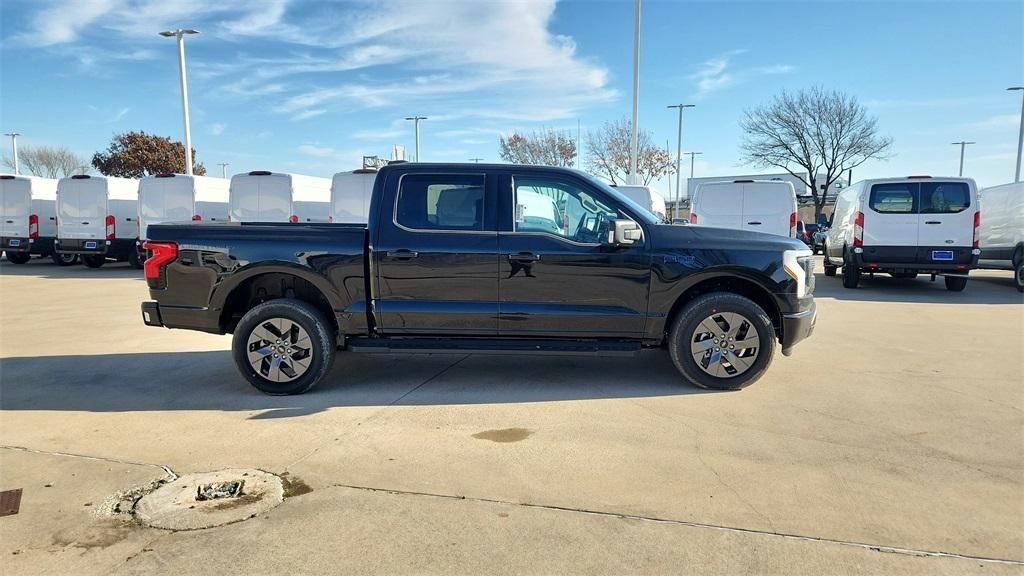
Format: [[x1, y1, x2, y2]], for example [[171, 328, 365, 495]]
[[572, 170, 661, 225]]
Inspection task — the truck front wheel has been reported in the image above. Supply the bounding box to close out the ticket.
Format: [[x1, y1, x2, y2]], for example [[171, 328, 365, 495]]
[[668, 293, 776, 391], [232, 298, 336, 395]]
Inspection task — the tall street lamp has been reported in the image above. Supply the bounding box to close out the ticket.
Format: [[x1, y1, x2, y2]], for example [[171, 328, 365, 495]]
[[218, 163, 230, 179], [629, 0, 641, 185], [684, 151, 703, 178], [4, 132, 20, 175], [667, 104, 694, 219], [159, 28, 199, 175], [951, 141, 976, 177], [1009, 87, 1024, 182], [405, 116, 427, 162]]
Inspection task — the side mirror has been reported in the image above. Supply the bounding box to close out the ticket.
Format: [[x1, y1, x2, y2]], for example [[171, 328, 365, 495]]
[[609, 219, 642, 246]]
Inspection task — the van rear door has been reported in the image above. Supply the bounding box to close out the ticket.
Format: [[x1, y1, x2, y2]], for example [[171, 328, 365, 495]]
[[1, 178, 31, 240], [741, 182, 794, 237], [694, 184, 742, 229], [140, 177, 193, 240], [58, 178, 106, 240], [917, 181, 974, 249]]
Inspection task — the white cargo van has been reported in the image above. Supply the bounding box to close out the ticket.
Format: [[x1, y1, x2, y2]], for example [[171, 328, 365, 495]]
[[1, 174, 77, 265], [329, 169, 377, 223], [139, 173, 229, 241], [55, 175, 140, 268], [823, 176, 980, 291], [229, 171, 330, 223], [977, 181, 1023, 291], [611, 185, 668, 221], [689, 180, 797, 238]]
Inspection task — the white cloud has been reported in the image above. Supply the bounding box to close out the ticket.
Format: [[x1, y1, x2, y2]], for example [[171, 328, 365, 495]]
[[298, 144, 336, 157], [690, 50, 793, 98], [962, 114, 1019, 131], [292, 109, 326, 121], [210, 123, 226, 136]]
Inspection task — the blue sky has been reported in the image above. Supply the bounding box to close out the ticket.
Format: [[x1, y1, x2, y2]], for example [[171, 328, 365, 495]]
[[1, 0, 1022, 192]]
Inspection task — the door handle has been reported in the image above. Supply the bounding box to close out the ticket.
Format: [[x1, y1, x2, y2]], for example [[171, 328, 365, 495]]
[[925, 221, 941, 225], [508, 252, 540, 262], [747, 221, 762, 225], [386, 249, 419, 260]]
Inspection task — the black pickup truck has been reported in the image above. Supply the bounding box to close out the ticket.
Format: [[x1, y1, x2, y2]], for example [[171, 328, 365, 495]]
[[141, 163, 816, 395]]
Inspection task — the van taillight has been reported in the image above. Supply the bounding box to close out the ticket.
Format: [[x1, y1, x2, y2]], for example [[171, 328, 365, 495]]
[[328, 215, 333, 223], [143, 241, 177, 281], [853, 211, 864, 248], [789, 212, 797, 237], [289, 215, 299, 223], [973, 211, 980, 248], [689, 213, 697, 224], [193, 214, 202, 221], [29, 214, 39, 238], [105, 214, 116, 240]]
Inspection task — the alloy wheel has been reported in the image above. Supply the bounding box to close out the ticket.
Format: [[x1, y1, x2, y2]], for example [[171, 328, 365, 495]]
[[246, 318, 314, 383], [690, 312, 760, 378]]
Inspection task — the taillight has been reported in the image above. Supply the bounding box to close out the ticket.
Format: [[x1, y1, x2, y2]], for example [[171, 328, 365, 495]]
[[973, 211, 980, 248], [789, 212, 797, 238], [689, 213, 697, 224], [289, 215, 299, 223], [328, 215, 333, 223], [105, 214, 116, 240], [29, 214, 39, 239], [193, 214, 202, 221], [853, 211, 864, 248], [143, 241, 177, 282]]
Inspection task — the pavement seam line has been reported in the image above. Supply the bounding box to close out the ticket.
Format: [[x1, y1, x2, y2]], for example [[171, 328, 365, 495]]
[[325, 482, 1024, 567], [1, 444, 178, 480]]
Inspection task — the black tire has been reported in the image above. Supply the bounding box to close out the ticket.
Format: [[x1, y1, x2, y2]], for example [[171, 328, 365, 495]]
[[824, 261, 837, 277], [1015, 251, 1024, 293], [52, 252, 79, 266], [232, 298, 336, 395], [6, 252, 31, 264], [944, 275, 968, 292], [82, 255, 106, 268], [667, 293, 776, 391], [128, 248, 144, 270], [841, 252, 860, 289]]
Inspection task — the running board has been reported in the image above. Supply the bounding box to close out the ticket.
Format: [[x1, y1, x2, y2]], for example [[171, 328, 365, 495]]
[[347, 338, 641, 357]]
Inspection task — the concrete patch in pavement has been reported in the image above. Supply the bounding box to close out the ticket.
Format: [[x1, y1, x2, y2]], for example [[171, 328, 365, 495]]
[[133, 469, 284, 530]]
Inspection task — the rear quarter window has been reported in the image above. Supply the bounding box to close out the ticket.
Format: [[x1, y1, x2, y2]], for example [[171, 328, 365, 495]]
[[869, 184, 915, 213], [920, 182, 970, 214]]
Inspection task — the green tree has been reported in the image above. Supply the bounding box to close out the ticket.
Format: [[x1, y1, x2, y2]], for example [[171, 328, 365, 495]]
[[91, 131, 205, 177]]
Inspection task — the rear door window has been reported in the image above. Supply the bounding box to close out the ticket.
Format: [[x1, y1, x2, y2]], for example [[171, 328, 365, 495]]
[[869, 184, 916, 213], [395, 174, 485, 231], [919, 182, 970, 214]]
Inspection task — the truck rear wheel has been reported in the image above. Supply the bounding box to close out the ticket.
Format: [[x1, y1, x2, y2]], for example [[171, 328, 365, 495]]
[[668, 293, 775, 391], [52, 252, 79, 266], [232, 298, 336, 395], [6, 252, 31, 264], [82, 255, 106, 268]]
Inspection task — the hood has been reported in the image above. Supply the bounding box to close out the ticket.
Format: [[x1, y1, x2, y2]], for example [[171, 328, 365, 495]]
[[649, 223, 806, 253]]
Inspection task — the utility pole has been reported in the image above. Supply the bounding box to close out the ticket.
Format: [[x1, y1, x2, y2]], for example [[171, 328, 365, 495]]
[[684, 151, 703, 178], [404, 116, 427, 161], [951, 141, 976, 177], [159, 28, 199, 175], [629, 0, 641, 185], [1009, 87, 1024, 182], [667, 104, 694, 220], [218, 163, 229, 178], [468, 158, 483, 163], [4, 132, 20, 175]]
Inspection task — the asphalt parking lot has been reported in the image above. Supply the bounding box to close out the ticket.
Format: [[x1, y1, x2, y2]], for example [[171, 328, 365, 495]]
[[1, 257, 1021, 575]]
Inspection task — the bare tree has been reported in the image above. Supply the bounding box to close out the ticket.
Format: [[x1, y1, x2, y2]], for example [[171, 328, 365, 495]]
[[3, 145, 90, 178], [498, 129, 577, 167], [740, 87, 892, 221], [584, 118, 673, 186]]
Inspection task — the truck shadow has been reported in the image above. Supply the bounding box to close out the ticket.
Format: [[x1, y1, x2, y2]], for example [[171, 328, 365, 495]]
[[0, 349, 719, 416], [812, 271, 1022, 304]]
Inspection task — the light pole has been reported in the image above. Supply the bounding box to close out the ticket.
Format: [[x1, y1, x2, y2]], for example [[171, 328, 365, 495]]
[[159, 28, 199, 175], [951, 141, 976, 177], [684, 151, 702, 178], [404, 116, 427, 161], [1009, 87, 1024, 182], [629, 0, 641, 185], [468, 158, 483, 163], [4, 132, 20, 175], [667, 104, 694, 219], [218, 163, 229, 178]]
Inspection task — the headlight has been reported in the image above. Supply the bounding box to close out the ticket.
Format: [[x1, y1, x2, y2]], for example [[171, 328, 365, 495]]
[[783, 249, 814, 298]]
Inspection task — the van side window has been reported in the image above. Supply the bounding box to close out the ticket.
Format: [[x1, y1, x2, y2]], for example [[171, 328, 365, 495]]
[[396, 174, 485, 231], [920, 182, 970, 214], [513, 177, 619, 244], [869, 184, 915, 213]]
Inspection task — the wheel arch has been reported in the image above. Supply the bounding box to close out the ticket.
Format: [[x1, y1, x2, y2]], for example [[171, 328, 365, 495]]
[[663, 272, 783, 345]]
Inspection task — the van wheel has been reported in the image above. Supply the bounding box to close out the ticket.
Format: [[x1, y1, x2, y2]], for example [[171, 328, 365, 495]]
[[82, 255, 106, 268], [668, 293, 775, 391], [944, 275, 968, 292], [52, 252, 79, 266], [1015, 260, 1024, 293], [128, 248, 144, 269], [6, 252, 31, 264], [824, 261, 837, 277], [841, 256, 860, 289], [232, 298, 336, 395]]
